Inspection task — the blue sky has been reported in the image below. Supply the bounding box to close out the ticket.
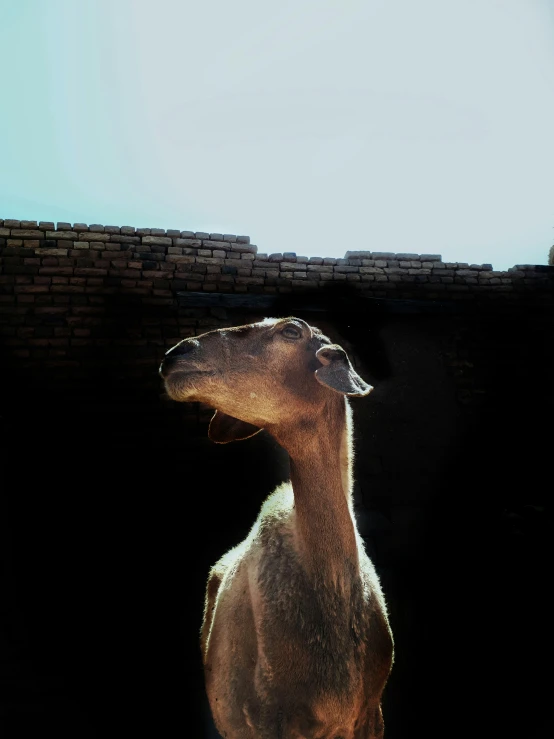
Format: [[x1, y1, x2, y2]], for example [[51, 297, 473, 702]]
[[1, 0, 553, 270]]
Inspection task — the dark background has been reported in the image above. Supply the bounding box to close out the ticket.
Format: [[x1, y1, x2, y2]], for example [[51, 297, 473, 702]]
[[1, 286, 553, 738]]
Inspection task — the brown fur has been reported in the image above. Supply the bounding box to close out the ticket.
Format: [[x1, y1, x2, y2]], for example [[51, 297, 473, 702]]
[[160, 317, 394, 738]]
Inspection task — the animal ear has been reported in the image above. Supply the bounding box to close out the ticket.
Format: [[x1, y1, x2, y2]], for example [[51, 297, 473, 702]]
[[208, 410, 263, 444], [315, 345, 373, 397]]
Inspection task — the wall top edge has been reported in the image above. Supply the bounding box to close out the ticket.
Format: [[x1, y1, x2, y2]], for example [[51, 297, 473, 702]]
[[1, 218, 552, 273], [0, 218, 250, 244]]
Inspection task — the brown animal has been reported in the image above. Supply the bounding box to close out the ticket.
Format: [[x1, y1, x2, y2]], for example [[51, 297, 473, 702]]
[[160, 317, 394, 739]]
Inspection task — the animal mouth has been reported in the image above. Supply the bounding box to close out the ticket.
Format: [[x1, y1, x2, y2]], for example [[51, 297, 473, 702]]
[[159, 363, 214, 380]]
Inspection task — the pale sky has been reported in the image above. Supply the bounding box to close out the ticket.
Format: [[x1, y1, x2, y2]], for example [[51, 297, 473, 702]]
[[1, 0, 554, 270]]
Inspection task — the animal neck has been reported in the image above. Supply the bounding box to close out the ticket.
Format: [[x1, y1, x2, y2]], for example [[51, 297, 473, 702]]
[[273, 396, 359, 579]]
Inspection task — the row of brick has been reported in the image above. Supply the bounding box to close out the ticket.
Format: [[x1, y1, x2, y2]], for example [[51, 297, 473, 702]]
[[1, 221, 553, 303]]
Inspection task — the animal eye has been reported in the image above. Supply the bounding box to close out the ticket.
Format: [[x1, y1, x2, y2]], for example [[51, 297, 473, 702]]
[[282, 325, 301, 339]]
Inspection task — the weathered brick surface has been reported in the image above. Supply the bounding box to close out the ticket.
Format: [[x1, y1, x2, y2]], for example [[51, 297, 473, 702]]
[[1, 219, 552, 397]]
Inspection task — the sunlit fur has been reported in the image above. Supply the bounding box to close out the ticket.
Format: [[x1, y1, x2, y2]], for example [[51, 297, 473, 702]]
[[160, 318, 394, 738]]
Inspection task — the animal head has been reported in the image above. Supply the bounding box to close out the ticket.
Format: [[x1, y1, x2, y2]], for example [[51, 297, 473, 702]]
[[159, 317, 372, 443]]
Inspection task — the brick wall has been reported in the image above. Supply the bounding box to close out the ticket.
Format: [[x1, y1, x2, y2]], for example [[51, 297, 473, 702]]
[[1, 217, 552, 390], [1, 219, 551, 307], [1, 218, 553, 737]]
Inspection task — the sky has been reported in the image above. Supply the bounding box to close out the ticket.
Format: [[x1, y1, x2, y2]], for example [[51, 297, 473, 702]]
[[1, 0, 554, 270]]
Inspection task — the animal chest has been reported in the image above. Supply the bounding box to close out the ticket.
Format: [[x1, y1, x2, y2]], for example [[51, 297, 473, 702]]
[[253, 530, 370, 701]]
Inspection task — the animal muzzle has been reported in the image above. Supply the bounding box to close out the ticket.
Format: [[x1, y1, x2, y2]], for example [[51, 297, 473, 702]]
[[159, 338, 199, 378]]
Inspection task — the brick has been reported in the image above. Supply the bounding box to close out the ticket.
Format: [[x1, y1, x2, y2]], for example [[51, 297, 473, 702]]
[[230, 243, 257, 254], [369, 252, 395, 259], [4, 220, 21, 228], [38, 267, 74, 275], [334, 266, 359, 273], [307, 265, 333, 273], [236, 235, 250, 243], [344, 251, 372, 259], [292, 279, 318, 288], [4, 265, 38, 274], [268, 254, 283, 262], [14, 285, 49, 293], [45, 231, 78, 240], [39, 248, 69, 256], [143, 270, 173, 279], [100, 250, 130, 260], [236, 276, 264, 285], [142, 235, 172, 246], [38, 221, 55, 230], [9, 229, 43, 238], [173, 238, 201, 247], [166, 255, 196, 264], [79, 232, 108, 242], [51, 285, 85, 294], [223, 234, 237, 242], [196, 256, 225, 266], [74, 268, 108, 276]]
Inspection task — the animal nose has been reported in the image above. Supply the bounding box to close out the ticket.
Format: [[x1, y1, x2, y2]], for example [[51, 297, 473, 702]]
[[159, 339, 198, 377]]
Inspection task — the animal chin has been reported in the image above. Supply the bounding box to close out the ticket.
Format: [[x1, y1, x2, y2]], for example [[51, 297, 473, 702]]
[[164, 370, 214, 401]]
